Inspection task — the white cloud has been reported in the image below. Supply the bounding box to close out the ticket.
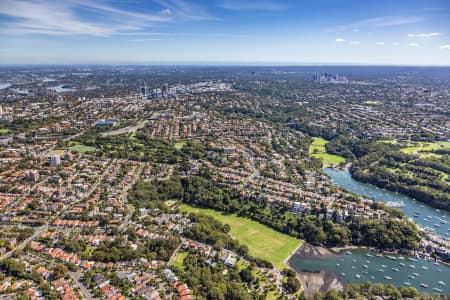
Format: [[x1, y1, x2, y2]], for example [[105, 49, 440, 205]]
[[392, 42, 400, 46], [440, 45, 450, 49], [335, 38, 345, 43], [333, 15, 425, 31], [375, 42, 385, 46], [408, 42, 420, 47], [0, 0, 211, 36], [408, 32, 441, 38], [349, 41, 360, 45]]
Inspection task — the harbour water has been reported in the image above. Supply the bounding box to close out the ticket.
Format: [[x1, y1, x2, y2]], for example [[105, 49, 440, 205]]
[[290, 248, 449, 293], [0, 83, 11, 90], [47, 85, 77, 92], [324, 168, 450, 238], [288, 168, 450, 294]]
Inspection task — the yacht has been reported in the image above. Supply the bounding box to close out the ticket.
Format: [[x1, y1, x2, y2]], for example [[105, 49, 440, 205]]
[[345, 251, 352, 255], [384, 276, 392, 280], [409, 265, 416, 268], [403, 282, 411, 286], [364, 265, 368, 268], [341, 273, 346, 276], [408, 257, 418, 262], [433, 288, 443, 293], [413, 273, 419, 277], [352, 266, 356, 269], [399, 263, 405, 266], [434, 224, 440, 228], [420, 283, 429, 288], [365, 253, 373, 257], [336, 263, 339, 266], [381, 265, 388, 268], [355, 274, 361, 279], [408, 275, 415, 279], [392, 268, 399, 272], [434, 262, 439, 266], [378, 269, 385, 272], [376, 254, 383, 257], [438, 281, 445, 286], [421, 266, 429, 270]]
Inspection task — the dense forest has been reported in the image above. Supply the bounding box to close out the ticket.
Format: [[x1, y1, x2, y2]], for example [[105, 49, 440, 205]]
[[129, 175, 420, 250]]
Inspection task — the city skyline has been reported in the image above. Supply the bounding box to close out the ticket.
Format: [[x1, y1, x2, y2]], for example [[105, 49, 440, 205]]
[[1, 0, 450, 65]]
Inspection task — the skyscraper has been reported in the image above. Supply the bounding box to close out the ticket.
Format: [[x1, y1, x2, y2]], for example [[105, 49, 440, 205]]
[[50, 155, 61, 167]]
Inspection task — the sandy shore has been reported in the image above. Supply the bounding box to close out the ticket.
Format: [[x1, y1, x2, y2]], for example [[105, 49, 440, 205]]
[[288, 243, 344, 296], [296, 270, 343, 297]]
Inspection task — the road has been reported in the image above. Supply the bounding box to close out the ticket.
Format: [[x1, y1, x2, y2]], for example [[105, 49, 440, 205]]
[[0, 224, 48, 261], [119, 163, 143, 231], [69, 271, 94, 300]]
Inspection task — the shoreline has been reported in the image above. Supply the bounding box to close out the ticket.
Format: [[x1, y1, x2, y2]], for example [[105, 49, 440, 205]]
[[287, 242, 450, 296]]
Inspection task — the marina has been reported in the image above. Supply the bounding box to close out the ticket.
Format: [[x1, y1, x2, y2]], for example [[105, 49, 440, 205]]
[[324, 168, 450, 238], [290, 247, 450, 293], [289, 168, 450, 293]]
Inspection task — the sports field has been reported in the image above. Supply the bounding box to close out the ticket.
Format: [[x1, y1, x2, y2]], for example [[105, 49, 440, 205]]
[[309, 137, 345, 167], [401, 141, 450, 155], [179, 204, 301, 269]]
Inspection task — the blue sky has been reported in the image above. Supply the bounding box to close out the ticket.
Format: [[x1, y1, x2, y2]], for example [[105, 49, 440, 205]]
[[0, 0, 450, 65]]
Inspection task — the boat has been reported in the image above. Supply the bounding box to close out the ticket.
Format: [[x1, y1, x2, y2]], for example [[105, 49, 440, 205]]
[[352, 266, 356, 269], [434, 224, 440, 227], [392, 268, 399, 272], [371, 276, 375, 280], [345, 251, 352, 255], [387, 255, 397, 260], [381, 265, 387, 268], [365, 253, 373, 257], [376, 254, 383, 257], [433, 288, 443, 293], [438, 281, 445, 286], [436, 209, 441, 213], [408, 258, 418, 262], [421, 266, 428, 270], [403, 282, 411, 286], [364, 265, 368, 268], [365, 260, 370, 263], [409, 265, 416, 268], [413, 273, 419, 277], [420, 283, 429, 288], [384, 276, 392, 280], [399, 263, 405, 266], [398, 256, 405, 260], [427, 216, 432, 219], [408, 275, 415, 279], [355, 274, 361, 278], [378, 269, 385, 272], [336, 263, 339, 266], [341, 273, 346, 276]]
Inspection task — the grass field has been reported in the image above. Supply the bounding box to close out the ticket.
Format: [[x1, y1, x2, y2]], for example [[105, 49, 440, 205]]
[[179, 204, 301, 269], [67, 143, 96, 153], [173, 251, 188, 269], [174, 141, 187, 150], [309, 137, 345, 167], [400, 141, 450, 156]]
